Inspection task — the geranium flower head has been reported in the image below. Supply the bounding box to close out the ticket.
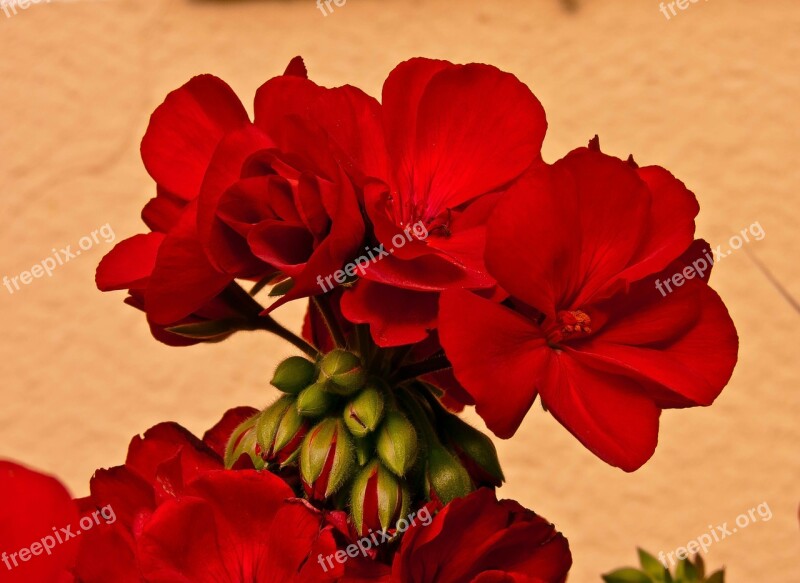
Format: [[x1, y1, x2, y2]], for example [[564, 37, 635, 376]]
[[392, 488, 572, 583], [334, 58, 548, 346], [440, 142, 738, 471]]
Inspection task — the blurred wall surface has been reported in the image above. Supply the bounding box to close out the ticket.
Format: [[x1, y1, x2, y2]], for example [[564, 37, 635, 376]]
[[1, 0, 798, 580]]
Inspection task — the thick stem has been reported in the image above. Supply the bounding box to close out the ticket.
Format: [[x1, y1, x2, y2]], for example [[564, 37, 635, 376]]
[[224, 282, 319, 358], [257, 319, 320, 359], [393, 353, 452, 383], [312, 295, 347, 349]]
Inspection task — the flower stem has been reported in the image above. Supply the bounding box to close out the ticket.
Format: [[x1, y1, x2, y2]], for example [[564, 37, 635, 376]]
[[223, 282, 319, 358], [257, 318, 320, 359], [312, 295, 347, 349], [393, 353, 452, 383]]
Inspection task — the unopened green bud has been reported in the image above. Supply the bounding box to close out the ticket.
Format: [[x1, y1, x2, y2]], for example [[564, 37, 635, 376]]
[[442, 415, 504, 487], [224, 413, 265, 470], [425, 444, 472, 506], [256, 397, 308, 466], [376, 411, 418, 477], [344, 385, 385, 437], [271, 356, 316, 394], [300, 418, 355, 500], [319, 350, 365, 395], [350, 460, 410, 536], [297, 382, 336, 418]]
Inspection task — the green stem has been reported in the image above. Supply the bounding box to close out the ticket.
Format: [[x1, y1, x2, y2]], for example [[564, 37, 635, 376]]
[[393, 353, 452, 383], [312, 295, 347, 349], [224, 282, 319, 358], [392, 344, 415, 368], [256, 318, 319, 359]]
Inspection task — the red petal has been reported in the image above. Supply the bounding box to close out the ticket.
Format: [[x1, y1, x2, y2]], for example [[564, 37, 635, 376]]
[[615, 165, 700, 284], [284, 56, 308, 78], [141, 75, 249, 201], [96, 233, 165, 291], [382, 59, 546, 217], [202, 407, 259, 458], [393, 489, 571, 583], [138, 471, 296, 582], [539, 351, 661, 472], [0, 462, 79, 583], [305, 85, 389, 185], [439, 290, 547, 438], [253, 75, 325, 147], [145, 234, 231, 325], [579, 242, 738, 407], [195, 125, 274, 275], [381, 58, 450, 178], [341, 281, 438, 347], [141, 188, 186, 233], [248, 220, 315, 275], [486, 150, 651, 315], [411, 63, 546, 210]]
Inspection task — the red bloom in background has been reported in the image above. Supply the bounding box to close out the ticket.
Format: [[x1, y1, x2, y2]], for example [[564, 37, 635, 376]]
[[0, 462, 79, 583], [333, 58, 548, 346], [42, 407, 360, 582], [440, 143, 738, 471], [95, 73, 258, 345], [391, 488, 571, 583], [73, 409, 254, 582], [96, 57, 365, 343], [138, 472, 343, 582]]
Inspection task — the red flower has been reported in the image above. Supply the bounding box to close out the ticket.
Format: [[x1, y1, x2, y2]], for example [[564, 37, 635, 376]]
[[96, 57, 365, 342], [391, 488, 572, 583], [138, 473, 343, 582], [333, 58, 548, 346], [196, 61, 365, 311], [440, 143, 739, 471], [72, 414, 243, 581], [0, 462, 79, 583], [95, 73, 255, 344], [68, 409, 354, 581]]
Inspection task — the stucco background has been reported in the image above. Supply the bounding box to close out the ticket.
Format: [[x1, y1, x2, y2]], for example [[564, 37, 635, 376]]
[[1, 0, 798, 580]]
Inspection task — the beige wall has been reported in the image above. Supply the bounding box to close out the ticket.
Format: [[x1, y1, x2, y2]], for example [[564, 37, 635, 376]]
[[1, 0, 798, 580]]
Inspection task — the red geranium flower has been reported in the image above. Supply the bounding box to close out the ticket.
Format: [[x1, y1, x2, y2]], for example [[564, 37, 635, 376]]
[[138, 472, 343, 582], [391, 488, 572, 583], [331, 58, 548, 347], [95, 73, 259, 344], [96, 57, 365, 342], [72, 409, 254, 581], [440, 143, 738, 471]]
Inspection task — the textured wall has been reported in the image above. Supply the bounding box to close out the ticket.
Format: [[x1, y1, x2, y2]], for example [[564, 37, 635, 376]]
[[0, 0, 798, 580]]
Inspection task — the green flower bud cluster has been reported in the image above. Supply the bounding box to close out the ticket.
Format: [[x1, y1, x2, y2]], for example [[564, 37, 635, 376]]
[[224, 351, 506, 538], [602, 549, 725, 583]]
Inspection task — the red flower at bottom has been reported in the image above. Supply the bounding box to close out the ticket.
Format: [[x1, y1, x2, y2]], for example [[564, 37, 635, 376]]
[[138, 472, 342, 582], [0, 462, 79, 583], [392, 488, 571, 583]]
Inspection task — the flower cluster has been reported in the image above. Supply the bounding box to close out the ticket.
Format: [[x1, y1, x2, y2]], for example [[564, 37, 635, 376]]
[[0, 412, 569, 582], [1, 55, 738, 582]]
